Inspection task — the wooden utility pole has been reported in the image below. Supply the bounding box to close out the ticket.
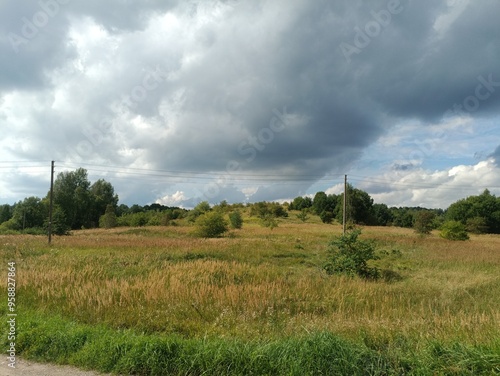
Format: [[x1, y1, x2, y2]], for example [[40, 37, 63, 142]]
[[343, 174, 347, 235], [48, 161, 55, 244]]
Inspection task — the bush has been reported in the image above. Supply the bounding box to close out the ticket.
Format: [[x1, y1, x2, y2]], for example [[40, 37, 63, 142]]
[[324, 229, 379, 279], [320, 211, 334, 224], [99, 205, 118, 229], [195, 211, 228, 238], [440, 221, 469, 241], [296, 209, 309, 222], [228, 210, 243, 229], [261, 214, 278, 230], [414, 211, 435, 235]]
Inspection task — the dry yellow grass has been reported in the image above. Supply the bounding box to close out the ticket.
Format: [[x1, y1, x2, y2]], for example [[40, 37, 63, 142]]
[[1, 223, 499, 346]]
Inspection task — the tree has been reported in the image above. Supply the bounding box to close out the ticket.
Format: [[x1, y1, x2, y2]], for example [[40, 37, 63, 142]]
[[187, 201, 211, 222], [336, 185, 375, 225], [195, 211, 228, 238], [51, 168, 119, 230], [90, 179, 119, 227], [11, 197, 47, 230], [53, 168, 92, 229], [289, 196, 312, 211], [312, 192, 328, 215], [49, 206, 70, 235], [466, 217, 488, 234], [372, 203, 393, 226], [390, 207, 415, 228], [0, 204, 13, 224], [414, 210, 435, 235], [446, 189, 500, 234]]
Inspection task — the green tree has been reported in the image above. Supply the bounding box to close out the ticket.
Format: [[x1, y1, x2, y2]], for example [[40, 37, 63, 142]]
[[290, 196, 312, 211], [466, 217, 488, 234], [0, 204, 13, 224], [312, 192, 338, 216], [336, 185, 375, 225], [53, 168, 92, 229], [195, 211, 228, 238], [446, 189, 500, 234], [312, 192, 328, 215], [372, 203, 393, 226], [49, 206, 70, 235], [187, 201, 211, 222], [90, 179, 119, 227], [11, 197, 47, 230], [390, 207, 415, 228], [414, 210, 435, 235]]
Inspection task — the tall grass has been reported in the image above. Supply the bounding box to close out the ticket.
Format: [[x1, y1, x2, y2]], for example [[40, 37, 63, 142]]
[[1, 222, 500, 374]]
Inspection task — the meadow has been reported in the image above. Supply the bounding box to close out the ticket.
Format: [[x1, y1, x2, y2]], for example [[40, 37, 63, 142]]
[[1, 214, 499, 375]]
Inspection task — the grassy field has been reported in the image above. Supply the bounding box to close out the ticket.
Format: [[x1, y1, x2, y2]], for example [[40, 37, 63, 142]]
[[1, 214, 500, 375]]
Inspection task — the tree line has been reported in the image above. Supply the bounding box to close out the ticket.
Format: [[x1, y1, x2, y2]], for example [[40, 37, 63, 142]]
[[1, 168, 500, 235]]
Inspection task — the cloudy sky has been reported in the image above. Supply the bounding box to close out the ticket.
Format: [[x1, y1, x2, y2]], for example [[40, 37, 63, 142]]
[[1, 0, 499, 209]]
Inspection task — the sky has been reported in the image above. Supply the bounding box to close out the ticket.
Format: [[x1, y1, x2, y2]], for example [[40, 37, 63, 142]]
[[1, 0, 499, 209]]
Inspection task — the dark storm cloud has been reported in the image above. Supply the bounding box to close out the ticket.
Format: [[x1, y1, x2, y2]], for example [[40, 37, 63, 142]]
[[348, 0, 500, 121], [0, 1, 74, 90], [2, 0, 500, 204]]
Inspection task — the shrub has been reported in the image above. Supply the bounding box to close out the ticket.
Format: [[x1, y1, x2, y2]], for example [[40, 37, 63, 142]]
[[261, 214, 278, 230], [296, 209, 309, 222], [228, 210, 243, 229], [99, 205, 118, 229], [440, 221, 469, 241], [320, 211, 334, 224], [324, 229, 379, 279], [414, 210, 435, 235], [194, 211, 228, 238]]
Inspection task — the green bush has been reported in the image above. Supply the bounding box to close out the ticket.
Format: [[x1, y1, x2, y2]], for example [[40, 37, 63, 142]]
[[324, 229, 379, 279], [320, 211, 334, 224], [195, 211, 228, 238], [440, 221, 469, 241], [229, 210, 243, 229], [99, 205, 118, 229], [296, 209, 309, 222]]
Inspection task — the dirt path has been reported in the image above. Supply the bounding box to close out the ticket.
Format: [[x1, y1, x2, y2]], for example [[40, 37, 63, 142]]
[[0, 358, 114, 376]]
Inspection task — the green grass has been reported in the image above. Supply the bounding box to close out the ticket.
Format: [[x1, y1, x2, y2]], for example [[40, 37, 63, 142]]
[[6, 311, 500, 375], [1, 219, 500, 374]]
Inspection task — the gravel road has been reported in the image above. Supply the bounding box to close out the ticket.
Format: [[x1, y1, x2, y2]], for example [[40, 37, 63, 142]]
[[0, 358, 115, 376]]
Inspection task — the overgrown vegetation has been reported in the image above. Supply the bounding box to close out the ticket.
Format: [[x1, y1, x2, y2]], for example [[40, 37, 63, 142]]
[[1, 222, 499, 374], [440, 220, 470, 241], [8, 313, 500, 375], [194, 211, 228, 238], [324, 229, 380, 279], [2, 168, 500, 237]]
